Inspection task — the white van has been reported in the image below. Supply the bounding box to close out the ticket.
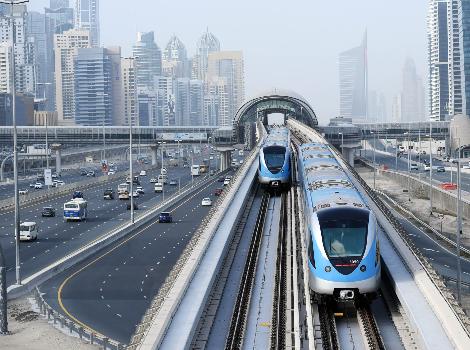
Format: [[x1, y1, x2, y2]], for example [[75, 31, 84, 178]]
[[20, 222, 38, 241], [154, 183, 163, 193]]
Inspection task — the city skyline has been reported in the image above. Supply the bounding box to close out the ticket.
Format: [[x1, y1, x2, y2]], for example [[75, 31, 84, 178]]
[[27, 0, 429, 124]]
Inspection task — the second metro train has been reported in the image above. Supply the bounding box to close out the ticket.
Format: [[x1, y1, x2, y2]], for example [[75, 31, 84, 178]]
[[258, 126, 291, 189]]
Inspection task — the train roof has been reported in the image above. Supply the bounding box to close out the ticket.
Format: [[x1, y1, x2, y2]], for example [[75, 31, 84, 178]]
[[298, 143, 366, 212], [263, 126, 290, 148]]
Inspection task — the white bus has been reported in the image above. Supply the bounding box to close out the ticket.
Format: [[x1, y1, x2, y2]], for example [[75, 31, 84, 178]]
[[64, 199, 87, 221], [118, 183, 129, 194], [20, 222, 38, 241], [191, 165, 200, 176]]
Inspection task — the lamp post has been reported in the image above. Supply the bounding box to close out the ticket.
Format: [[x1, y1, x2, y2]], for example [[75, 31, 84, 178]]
[[1, 0, 31, 287], [404, 132, 411, 201], [371, 131, 376, 189], [455, 139, 462, 303], [339, 132, 344, 155], [429, 121, 433, 215], [129, 122, 134, 224]]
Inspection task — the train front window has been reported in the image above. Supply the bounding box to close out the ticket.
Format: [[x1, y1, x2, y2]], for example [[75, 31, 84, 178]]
[[263, 146, 286, 173], [318, 208, 368, 258]]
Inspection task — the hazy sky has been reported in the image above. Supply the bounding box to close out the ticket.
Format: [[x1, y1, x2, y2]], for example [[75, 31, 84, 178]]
[[28, 0, 428, 124]]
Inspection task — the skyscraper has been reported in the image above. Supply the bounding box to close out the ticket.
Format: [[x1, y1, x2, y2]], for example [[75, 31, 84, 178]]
[[192, 29, 220, 81], [154, 75, 174, 126], [401, 58, 425, 121], [0, 5, 36, 95], [427, 0, 461, 121], [132, 31, 162, 92], [204, 77, 229, 126], [162, 35, 189, 78], [189, 79, 204, 126], [74, 47, 120, 126], [207, 51, 244, 125], [458, 0, 470, 116], [54, 28, 90, 124], [339, 32, 368, 122], [50, 0, 70, 9], [121, 57, 138, 126], [74, 0, 100, 47]]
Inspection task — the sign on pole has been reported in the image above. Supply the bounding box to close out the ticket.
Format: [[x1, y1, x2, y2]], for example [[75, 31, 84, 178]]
[[44, 169, 52, 186]]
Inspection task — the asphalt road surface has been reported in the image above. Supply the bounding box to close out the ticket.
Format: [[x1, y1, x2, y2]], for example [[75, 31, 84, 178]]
[[39, 173, 227, 344], [1, 157, 215, 287]]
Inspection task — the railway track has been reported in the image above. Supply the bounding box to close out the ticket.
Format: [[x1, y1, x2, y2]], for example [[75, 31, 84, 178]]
[[225, 191, 271, 349]]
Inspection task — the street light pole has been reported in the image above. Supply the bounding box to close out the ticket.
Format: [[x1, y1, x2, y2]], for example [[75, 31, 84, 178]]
[[1, 0, 31, 286], [456, 139, 462, 303], [373, 131, 376, 189], [429, 121, 433, 215], [129, 122, 134, 224]]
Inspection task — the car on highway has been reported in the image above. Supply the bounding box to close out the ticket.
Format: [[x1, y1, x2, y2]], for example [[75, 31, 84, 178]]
[[158, 174, 168, 184], [424, 164, 431, 171], [131, 190, 140, 198], [136, 186, 145, 194], [218, 176, 225, 182], [19, 222, 38, 241], [161, 168, 167, 175], [158, 212, 172, 223], [107, 170, 116, 175], [72, 191, 84, 199], [41, 207, 56, 217], [437, 166, 446, 172], [443, 156, 450, 162], [80, 169, 88, 176], [86, 171, 95, 177], [183, 163, 189, 168], [209, 156, 214, 160], [169, 179, 177, 186], [103, 189, 114, 200], [53, 180, 65, 187], [52, 173, 59, 180], [18, 189, 28, 195], [462, 164, 470, 170], [154, 183, 163, 193], [224, 178, 230, 186], [36, 174, 45, 181], [201, 197, 212, 206], [410, 163, 419, 170], [214, 188, 223, 196], [150, 177, 158, 183], [29, 183, 35, 188], [126, 202, 139, 210], [140, 170, 147, 176]]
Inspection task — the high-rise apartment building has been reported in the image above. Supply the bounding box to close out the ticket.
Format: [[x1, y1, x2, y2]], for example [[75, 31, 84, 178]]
[[121, 57, 138, 126], [174, 78, 190, 126], [74, 47, 121, 126], [0, 43, 11, 93], [204, 77, 229, 126], [54, 28, 90, 124], [427, 0, 461, 121], [401, 58, 425, 121], [154, 75, 174, 126], [163, 35, 189, 78], [0, 5, 36, 96], [74, 0, 99, 47], [189, 79, 204, 126], [207, 51, 244, 125], [338, 32, 368, 122], [192, 30, 220, 81], [391, 95, 402, 122], [458, 0, 470, 116], [133, 31, 162, 92]]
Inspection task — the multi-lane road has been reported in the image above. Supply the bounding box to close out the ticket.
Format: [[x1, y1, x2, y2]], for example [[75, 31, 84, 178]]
[[0, 155, 215, 288], [39, 170, 228, 344]]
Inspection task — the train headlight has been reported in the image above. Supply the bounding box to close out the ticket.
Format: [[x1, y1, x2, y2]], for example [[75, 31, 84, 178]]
[[360, 265, 366, 272], [325, 266, 331, 272]]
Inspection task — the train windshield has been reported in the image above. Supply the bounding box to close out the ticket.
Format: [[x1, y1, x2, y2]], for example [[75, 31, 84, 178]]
[[263, 146, 286, 173], [318, 208, 368, 258]]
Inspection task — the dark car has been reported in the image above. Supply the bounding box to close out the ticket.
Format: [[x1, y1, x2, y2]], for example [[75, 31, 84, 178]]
[[72, 191, 84, 199], [86, 171, 95, 177], [218, 176, 225, 182], [41, 207, 56, 217], [214, 188, 223, 196], [127, 202, 139, 210], [103, 189, 114, 199], [437, 166, 445, 172], [80, 169, 88, 176], [158, 212, 172, 223]]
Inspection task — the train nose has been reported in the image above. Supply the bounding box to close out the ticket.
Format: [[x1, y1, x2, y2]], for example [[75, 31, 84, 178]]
[[339, 290, 355, 300]]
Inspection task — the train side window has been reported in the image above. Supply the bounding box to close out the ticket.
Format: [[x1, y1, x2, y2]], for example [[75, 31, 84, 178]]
[[308, 230, 315, 268]]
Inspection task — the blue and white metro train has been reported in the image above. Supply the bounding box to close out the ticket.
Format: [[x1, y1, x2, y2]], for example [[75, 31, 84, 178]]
[[258, 126, 291, 189], [297, 143, 380, 301]]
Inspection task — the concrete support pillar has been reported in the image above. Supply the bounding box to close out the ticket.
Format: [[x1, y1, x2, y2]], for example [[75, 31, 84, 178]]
[[150, 145, 158, 166], [51, 144, 62, 174], [342, 148, 355, 166]]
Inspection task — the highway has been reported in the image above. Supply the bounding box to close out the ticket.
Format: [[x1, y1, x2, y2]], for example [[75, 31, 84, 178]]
[[361, 143, 470, 193], [0, 156, 214, 288], [39, 173, 226, 344]]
